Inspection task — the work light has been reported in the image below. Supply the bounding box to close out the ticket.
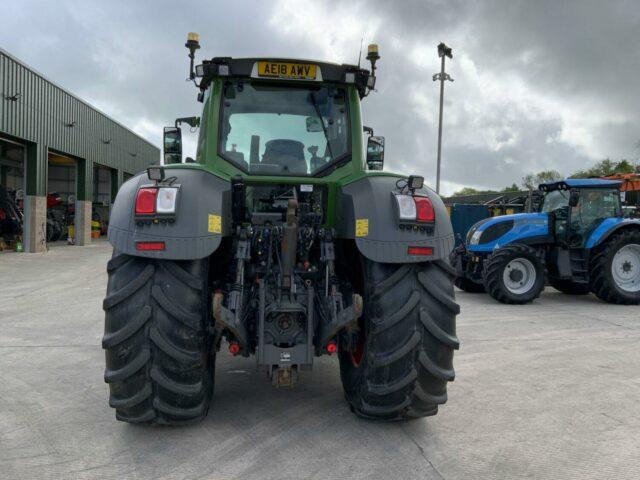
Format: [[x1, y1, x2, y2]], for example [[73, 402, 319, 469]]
[[147, 166, 165, 181], [407, 175, 424, 191]]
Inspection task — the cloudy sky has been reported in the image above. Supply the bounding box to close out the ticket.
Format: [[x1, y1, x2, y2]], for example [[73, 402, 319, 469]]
[[2, 0, 639, 194]]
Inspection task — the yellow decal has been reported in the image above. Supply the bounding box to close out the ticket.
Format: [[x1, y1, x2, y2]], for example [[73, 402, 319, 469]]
[[355, 218, 369, 237], [208, 214, 222, 234]]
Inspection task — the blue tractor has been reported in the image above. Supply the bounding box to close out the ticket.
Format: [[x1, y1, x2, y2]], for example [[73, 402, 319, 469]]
[[451, 179, 640, 304]]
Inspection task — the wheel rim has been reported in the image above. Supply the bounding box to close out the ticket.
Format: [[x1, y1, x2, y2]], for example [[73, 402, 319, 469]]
[[502, 258, 537, 295], [611, 243, 640, 293]]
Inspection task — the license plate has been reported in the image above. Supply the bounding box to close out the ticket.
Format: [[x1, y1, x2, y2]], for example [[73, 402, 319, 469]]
[[257, 62, 317, 80]]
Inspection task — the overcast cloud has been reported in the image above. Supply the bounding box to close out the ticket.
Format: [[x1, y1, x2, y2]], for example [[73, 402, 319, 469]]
[[2, 0, 639, 194]]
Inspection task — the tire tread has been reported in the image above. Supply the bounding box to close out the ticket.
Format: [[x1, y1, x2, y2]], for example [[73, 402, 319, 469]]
[[102, 252, 213, 425], [340, 259, 459, 420]]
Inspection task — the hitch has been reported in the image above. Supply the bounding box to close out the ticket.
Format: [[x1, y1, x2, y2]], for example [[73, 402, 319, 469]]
[[270, 365, 298, 388]]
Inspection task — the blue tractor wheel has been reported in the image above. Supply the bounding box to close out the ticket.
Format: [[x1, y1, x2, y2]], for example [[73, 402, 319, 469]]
[[590, 230, 640, 305], [482, 244, 545, 304]]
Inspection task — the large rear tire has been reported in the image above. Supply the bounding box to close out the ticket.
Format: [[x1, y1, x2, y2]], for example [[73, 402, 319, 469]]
[[338, 259, 460, 420], [589, 230, 640, 305], [102, 252, 214, 425], [483, 244, 545, 304]]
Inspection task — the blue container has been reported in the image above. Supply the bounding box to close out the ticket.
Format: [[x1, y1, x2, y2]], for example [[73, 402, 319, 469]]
[[449, 204, 492, 246]]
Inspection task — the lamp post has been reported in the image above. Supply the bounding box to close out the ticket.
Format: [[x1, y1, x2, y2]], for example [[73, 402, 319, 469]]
[[433, 42, 453, 194]]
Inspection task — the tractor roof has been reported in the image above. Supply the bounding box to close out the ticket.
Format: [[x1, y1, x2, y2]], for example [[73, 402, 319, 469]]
[[196, 57, 373, 97], [539, 179, 622, 192]]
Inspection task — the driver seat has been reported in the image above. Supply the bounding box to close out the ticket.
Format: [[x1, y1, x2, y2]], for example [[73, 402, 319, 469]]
[[262, 140, 307, 174]]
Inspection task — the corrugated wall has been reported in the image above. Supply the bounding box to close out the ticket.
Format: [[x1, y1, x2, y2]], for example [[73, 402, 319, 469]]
[[0, 49, 159, 198]]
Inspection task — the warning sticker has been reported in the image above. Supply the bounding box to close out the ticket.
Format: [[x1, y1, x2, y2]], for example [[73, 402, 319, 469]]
[[355, 218, 369, 237], [208, 214, 222, 234]]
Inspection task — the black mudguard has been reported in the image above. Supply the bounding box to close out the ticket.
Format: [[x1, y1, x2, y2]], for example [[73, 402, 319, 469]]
[[336, 176, 455, 263], [108, 168, 231, 259]]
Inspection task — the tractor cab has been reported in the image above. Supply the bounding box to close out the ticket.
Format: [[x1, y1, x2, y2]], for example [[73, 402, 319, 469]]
[[539, 179, 623, 248], [162, 33, 385, 180]]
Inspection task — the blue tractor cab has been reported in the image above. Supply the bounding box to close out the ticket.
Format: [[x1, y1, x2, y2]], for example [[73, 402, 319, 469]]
[[451, 179, 640, 304]]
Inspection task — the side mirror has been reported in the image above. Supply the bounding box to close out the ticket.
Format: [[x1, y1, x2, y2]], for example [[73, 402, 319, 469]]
[[163, 126, 182, 164], [569, 190, 580, 207], [366, 136, 385, 171]]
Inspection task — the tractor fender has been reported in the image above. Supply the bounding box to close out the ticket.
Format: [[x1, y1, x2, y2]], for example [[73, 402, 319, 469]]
[[585, 217, 640, 249], [336, 176, 454, 263], [108, 168, 231, 259]]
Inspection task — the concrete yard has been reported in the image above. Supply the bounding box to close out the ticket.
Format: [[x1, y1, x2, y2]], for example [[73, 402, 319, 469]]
[[1, 241, 639, 480]]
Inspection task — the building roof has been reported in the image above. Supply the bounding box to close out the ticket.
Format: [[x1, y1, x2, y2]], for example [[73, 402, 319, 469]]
[[0, 47, 157, 149]]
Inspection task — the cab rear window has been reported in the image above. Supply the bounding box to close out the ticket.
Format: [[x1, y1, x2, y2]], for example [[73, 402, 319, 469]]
[[218, 82, 349, 176]]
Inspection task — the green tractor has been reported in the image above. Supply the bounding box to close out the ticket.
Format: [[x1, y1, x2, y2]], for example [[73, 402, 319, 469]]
[[102, 34, 460, 424]]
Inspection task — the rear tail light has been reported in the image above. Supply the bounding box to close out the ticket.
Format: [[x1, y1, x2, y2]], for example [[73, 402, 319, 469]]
[[156, 187, 178, 214], [228, 342, 240, 355], [414, 197, 435, 222], [136, 241, 165, 251], [407, 246, 433, 256], [394, 194, 435, 223], [135, 188, 158, 214], [135, 187, 178, 215]]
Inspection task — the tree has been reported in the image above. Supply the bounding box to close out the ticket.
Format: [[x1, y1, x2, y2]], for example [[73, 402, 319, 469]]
[[452, 183, 523, 197], [452, 187, 483, 196], [570, 159, 636, 178], [521, 170, 562, 190], [502, 183, 520, 192]]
